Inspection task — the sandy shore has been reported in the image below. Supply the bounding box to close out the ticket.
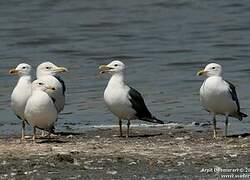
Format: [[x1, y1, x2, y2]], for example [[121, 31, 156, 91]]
[[0, 124, 250, 179]]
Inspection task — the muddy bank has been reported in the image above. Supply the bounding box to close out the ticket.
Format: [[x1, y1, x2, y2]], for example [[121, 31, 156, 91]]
[[0, 124, 250, 179]]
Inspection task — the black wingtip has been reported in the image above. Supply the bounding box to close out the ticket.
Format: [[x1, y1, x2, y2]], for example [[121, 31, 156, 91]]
[[238, 112, 248, 121], [140, 117, 164, 124], [240, 112, 248, 117], [154, 118, 164, 124]]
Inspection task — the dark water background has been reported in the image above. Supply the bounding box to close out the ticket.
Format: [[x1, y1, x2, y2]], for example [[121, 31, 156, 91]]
[[1, 0, 250, 136]]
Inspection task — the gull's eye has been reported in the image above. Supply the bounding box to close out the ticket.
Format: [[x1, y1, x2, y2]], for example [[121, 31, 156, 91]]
[[22, 67, 26, 69], [114, 64, 118, 67], [52, 87, 56, 90], [38, 82, 43, 85], [212, 67, 215, 69], [46, 66, 51, 69]]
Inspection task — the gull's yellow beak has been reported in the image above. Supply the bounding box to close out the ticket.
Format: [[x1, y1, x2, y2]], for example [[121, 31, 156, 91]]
[[9, 68, 19, 75], [197, 69, 206, 76], [54, 67, 68, 73], [99, 65, 113, 74]]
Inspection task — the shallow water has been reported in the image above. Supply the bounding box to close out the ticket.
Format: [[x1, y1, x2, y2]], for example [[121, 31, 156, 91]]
[[1, 0, 250, 135]]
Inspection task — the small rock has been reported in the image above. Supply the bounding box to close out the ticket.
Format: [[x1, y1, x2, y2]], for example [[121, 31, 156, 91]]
[[10, 172, 17, 176], [129, 162, 137, 165], [84, 166, 103, 170], [1, 160, 7, 165], [229, 154, 237, 158], [157, 160, 164, 165], [66, 135, 74, 139], [69, 175, 82, 179], [175, 137, 184, 140], [106, 170, 117, 175], [24, 171, 28, 175], [241, 144, 248, 148], [177, 161, 185, 166], [173, 153, 188, 157]]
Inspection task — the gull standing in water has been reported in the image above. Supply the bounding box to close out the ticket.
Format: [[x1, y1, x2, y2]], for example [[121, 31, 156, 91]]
[[197, 63, 247, 138], [9, 63, 32, 140], [99, 60, 164, 137], [25, 79, 57, 141]]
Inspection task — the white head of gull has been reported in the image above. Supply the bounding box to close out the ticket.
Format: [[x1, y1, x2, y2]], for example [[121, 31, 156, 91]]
[[197, 63, 247, 138], [36, 62, 68, 78], [99, 60, 164, 138], [25, 79, 58, 141], [36, 62, 68, 113], [9, 63, 32, 140]]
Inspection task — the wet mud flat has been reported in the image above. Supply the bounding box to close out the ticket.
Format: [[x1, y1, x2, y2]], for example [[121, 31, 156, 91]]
[[0, 124, 250, 179]]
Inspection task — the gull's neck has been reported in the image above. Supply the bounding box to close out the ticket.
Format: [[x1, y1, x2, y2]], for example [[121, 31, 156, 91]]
[[208, 75, 222, 78], [14, 75, 32, 93], [17, 75, 32, 85], [36, 70, 42, 78], [206, 75, 223, 81], [107, 72, 125, 88], [32, 89, 44, 94], [37, 71, 53, 78]]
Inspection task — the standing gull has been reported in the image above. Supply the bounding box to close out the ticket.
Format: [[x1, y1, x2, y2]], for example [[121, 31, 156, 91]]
[[25, 79, 57, 141], [99, 60, 164, 137], [197, 63, 247, 138], [9, 63, 32, 140], [36, 62, 68, 113]]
